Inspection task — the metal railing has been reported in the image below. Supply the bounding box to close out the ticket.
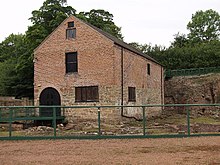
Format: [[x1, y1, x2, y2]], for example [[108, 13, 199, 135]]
[[0, 104, 219, 140], [165, 66, 220, 78]]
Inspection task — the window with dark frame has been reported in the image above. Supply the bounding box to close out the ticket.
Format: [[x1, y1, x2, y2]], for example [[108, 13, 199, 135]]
[[66, 29, 76, 39], [68, 21, 74, 28], [65, 52, 78, 73], [147, 63, 151, 75], [75, 86, 99, 102], [128, 87, 136, 102]]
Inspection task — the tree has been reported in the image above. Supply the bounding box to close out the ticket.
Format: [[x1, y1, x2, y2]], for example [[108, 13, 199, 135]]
[[171, 33, 189, 48], [77, 9, 123, 40], [26, 0, 76, 49], [0, 34, 33, 97], [129, 42, 152, 53], [187, 9, 220, 42]]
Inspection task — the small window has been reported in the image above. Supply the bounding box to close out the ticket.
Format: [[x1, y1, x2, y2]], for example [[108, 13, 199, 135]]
[[68, 21, 74, 28], [128, 87, 136, 102], [66, 29, 76, 39], [147, 63, 151, 75], [65, 52, 78, 73], [75, 86, 99, 102]]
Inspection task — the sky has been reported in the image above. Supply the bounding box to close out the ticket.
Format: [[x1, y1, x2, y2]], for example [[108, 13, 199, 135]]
[[0, 0, 219, 47]]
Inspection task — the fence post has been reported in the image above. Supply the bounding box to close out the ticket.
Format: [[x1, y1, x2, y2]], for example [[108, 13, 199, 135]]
[[187, 106, 190, 136], [53, 107, 57, 138], [9, 108, 13, 137], [142, 106, 146, 136], [98, 107, 101, 136], [63, 107, 65, 117]]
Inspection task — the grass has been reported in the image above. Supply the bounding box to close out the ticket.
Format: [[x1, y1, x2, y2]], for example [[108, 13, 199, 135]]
[[191, 116, 220, 125], [0, 131, 26, 136], [147, 114, 220, 125]]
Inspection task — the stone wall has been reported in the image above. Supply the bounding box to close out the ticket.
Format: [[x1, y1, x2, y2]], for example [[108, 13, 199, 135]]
[[164, 73, 220, 117], [0, 97, 33, 106]]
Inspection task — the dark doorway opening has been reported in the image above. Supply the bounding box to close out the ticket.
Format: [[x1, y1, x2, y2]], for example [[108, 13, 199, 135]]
[[38, 87, 62, 126], [39, 87, 61, 117]]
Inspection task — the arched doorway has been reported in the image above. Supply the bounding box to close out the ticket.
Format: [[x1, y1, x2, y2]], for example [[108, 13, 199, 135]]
[[39, 87, 61, 117]]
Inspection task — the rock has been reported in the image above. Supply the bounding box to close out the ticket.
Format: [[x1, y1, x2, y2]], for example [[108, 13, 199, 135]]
[[154, 123, 160, 126], [37, 126, 42, 131], [46, 127, 53, 131]]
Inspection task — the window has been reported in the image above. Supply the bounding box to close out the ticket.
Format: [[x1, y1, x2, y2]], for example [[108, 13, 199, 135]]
[[68, 21, 74, 28], [147, 63, 151, 75], [66, 21, 76, 39], [75, 86, 99, 102], [66, 29, 76, 39], [65, 52, 78, 73], [128, 87, 136, 102]]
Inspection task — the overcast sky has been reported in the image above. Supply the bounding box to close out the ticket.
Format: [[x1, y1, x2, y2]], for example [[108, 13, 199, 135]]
[[0, 0, 219, 47]]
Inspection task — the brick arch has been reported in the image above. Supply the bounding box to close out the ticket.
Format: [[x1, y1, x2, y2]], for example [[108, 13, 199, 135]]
[[39, 87, 61, 117]]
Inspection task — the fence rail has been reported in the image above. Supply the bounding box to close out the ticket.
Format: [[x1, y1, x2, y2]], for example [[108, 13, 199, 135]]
[[0, 104, 219, 140], [165, 66, 220, 78]]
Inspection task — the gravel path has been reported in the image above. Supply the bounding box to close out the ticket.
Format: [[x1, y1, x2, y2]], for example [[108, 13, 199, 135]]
[[0, 137, 219, 165]]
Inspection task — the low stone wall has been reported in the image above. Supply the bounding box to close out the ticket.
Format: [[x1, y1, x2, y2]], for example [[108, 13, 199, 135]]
[[0, 97, 33, 106]]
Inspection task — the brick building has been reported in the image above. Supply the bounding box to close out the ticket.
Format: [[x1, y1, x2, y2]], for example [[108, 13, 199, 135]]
[[34, 15, 164, 121]]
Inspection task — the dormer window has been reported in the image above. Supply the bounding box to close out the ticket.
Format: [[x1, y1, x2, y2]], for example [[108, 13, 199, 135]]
[[66, 21, 76, 39]]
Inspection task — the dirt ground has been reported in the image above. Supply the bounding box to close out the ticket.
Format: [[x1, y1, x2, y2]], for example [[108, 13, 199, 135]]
[[0, 137, 219, 165]]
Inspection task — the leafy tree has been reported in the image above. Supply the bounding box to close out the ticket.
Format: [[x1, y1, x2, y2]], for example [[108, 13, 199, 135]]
[[171, 33, 189, 48], [77, 9, 123, 40], [151, 9, 220, 70], [129, 42, 151, 53], [187, 9, 220, 42], [0, 34, 33, 97], [26, 0, 76, 49]]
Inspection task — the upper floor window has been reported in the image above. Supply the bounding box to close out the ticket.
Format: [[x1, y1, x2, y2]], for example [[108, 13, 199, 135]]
[[65, 52, 78, 73], [75, 86, 99, 102], [68, 21, 74, 28], [128, 87, 136, 102], [66, 21, 76, 39], [66, 29, 76, 39], [147, 63, 151, 75]]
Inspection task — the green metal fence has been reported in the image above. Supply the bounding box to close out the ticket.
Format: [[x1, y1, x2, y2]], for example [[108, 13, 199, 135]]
[[165, 66, 220, 78], [0, 104, 219, 140]]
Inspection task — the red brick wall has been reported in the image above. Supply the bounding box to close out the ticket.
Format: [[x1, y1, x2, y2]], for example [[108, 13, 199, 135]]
[[114, 45, 164, 118], [34, 16, 115, 104], [34, 16, 164, 120]]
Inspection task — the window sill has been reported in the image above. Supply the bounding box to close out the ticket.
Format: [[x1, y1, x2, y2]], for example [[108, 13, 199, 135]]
[[66, 38, 76, 40], [65, 72, 78, 76]]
